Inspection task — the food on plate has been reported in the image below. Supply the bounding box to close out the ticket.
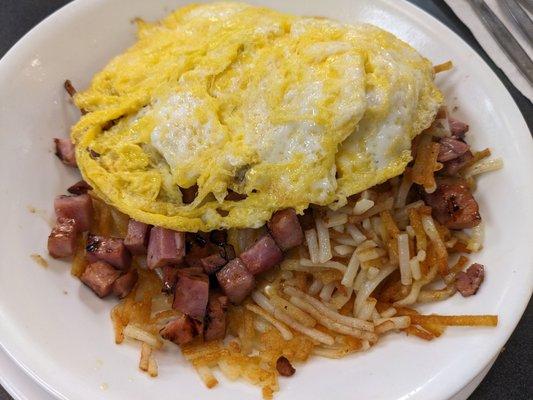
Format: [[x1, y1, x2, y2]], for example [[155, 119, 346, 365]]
[[47, 2, 503, 398]]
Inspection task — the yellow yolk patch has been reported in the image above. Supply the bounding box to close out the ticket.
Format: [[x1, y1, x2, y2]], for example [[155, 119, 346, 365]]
[[72, 2, 442, 231]]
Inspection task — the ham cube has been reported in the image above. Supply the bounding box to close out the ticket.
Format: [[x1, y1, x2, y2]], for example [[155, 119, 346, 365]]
[[216, 258, 255, 304], [124, 220, 150, 255], [54, 138, 77, 167], [86, 234, 131, 270], [172, 270, 209, 320], [204, 294, 228, 341], [240, 234, 283, 275], [160, 315, 199, 346], [48, 217, 77, 258], [267, 209, 304, 250], [147, 227, 185, 269], [80, 261, 121, 298], [112, 269, 139, 299], [54, 194, 93, 232]]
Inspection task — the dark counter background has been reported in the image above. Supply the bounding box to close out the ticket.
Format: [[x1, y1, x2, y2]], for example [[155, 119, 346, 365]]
[[0, 0, 531, 399]]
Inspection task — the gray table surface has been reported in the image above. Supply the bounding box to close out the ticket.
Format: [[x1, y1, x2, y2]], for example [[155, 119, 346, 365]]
[[0, 0, 531, 399]]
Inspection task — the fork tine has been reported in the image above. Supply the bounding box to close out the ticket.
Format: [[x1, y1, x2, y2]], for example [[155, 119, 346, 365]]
[[503, 0, 533, 43]]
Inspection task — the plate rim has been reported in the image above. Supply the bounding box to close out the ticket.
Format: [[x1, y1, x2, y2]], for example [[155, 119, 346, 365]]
[[0, 1, 532, 400]]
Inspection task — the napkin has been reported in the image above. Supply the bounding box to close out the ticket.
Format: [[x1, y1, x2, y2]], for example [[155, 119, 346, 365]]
[[444, 0, 533, 102]]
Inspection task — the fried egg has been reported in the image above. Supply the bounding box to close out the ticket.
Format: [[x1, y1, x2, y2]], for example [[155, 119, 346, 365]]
[[72, 2, 442, 231]]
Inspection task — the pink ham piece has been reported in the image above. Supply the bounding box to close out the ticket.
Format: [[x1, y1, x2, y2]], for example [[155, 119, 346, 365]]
[[204, 294, 228, 341], [442, 150, 473, 176], [147, 227, 185, 269], [200, 253, 227, 275], [54, 138, 77, 167], [437, 137, 469, 162], [240, 234, 283, 275], [54, 194, 93, 232], [124, 220, 150, 255], [160, 315, 198, 345], [173, 269, 209, 320], [267, 209, 304, 250], [112, 269, 138, 299], [423, 180, 481, 230], [456, 263, 485, 297], [47, 217, 77, 258], [80, 261, 121, 298], [216, 258, 256, 304], [86, 234, 132, 270]]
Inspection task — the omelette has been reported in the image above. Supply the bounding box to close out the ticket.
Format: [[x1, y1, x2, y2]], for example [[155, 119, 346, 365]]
[[71, 2, 442, 232]]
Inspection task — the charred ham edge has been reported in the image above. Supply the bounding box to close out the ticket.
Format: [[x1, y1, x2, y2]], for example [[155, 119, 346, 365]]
[[64, 80, 87, 115], [276, 356, 295, 377], [48, 217, 77, 258], [204, 293, 229, 342], [124, 219, 151, 255], [86, 234, 132, 270], [160, 314, 200, 346], [80, 261, 121, 298], [54, 194, 93, 232], [456, 263, 485, 297], [216, 258, 255, 304], [423, 180, 481, 230], [172, 269, 209, 321], [240, 233, 283, 275], [67, 180, 92, 195], [437, 137, 469, 163], [112, 269, 139, 299], [54, 138, 77, 167], [146, 227, 185, 269], [267, 208, 304, 251]]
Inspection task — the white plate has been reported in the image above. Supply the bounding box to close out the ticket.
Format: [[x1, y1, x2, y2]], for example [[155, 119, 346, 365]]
[[0, 1, 531, 399]]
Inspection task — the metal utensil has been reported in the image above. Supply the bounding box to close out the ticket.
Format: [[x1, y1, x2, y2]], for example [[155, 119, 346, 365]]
[[469, 0, 533, 85], [503, 0, 533, 42]]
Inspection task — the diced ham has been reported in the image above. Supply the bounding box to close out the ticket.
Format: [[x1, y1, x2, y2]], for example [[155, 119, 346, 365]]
[[184, 240, 217, 269], [47, 217, 77, 258], [54, 138, 77, 167], [112, 269, 138, 299], [160, 315, 199, 346], [442, 150, 473, 176], [124, 220, 150, 255], [240, 234, 283, 275], [216, 258, 256, 304], [204, 294, 228, 341], [267, 209, 304, 250], [80, 261, 121, 298], [159, 265, 180, 294], [437, 137, 469, 162], [86, 234, 132, 270], [276, 356, 296, 377], [456, 263, 485, 297], [146, 227, 185, 269], [67, 180, 92, 195], [200, 253, 227, 275], [54, 194, 93, 232], [173, 269, 209, 320], [423, 181, 481, 229], [448, 117, 469, 138]]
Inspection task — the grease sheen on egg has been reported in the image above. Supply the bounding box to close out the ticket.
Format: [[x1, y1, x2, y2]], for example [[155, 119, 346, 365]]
[[71, 2, 442, 231]]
